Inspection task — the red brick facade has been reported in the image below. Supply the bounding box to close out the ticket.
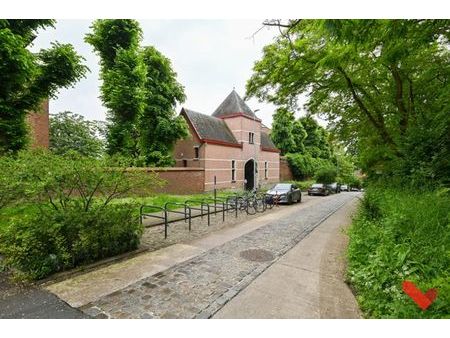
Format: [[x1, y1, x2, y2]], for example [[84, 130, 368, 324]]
[[173, 91, 281, 192], [127, 167, 205, 195], [280, 156, 294, 181], [27, 100, 49, 149]]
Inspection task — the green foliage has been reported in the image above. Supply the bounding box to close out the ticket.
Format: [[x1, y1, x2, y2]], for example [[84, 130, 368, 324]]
[[314, 167, 337, 184], [50, 111, 105, 157], [86, 20, 187, 166], [285, 179, 315, 191], [86, 21, 146, 158], [291, 119, 307, 153], [138, 46, 188, 166], [247, 19, 450, 185], [0, 203, 140, 280], [285, 153, 335, 180], [299, 116, 332, 159], [347, 186, 450, 318], [0, 150, 160, 279], [0, 20, 88, 153], [270, 108, 296, 155]]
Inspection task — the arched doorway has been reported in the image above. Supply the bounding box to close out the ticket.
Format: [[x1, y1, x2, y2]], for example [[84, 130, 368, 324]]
[[244, 159, 255, 190]]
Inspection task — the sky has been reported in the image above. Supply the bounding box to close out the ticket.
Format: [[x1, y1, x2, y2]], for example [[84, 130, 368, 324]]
[[30, 20, 289, 127]]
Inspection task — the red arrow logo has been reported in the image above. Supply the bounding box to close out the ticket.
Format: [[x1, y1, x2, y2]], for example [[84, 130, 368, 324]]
[[402, 281, 437, 310]]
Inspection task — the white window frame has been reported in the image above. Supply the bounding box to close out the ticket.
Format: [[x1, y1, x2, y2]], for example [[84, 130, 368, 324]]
[[248, 132, 254, 144]]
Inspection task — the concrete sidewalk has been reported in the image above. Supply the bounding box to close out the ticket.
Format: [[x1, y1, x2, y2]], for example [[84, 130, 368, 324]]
[[213, 197, 361, 319]]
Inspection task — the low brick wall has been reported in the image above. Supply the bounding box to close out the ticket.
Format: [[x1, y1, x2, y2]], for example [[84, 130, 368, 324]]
[[280, 157, 293, 181], [127, 167, 205, 195]]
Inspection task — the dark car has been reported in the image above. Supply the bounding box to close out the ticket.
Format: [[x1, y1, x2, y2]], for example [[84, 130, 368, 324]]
[[266, 183, 302, 205], [308, 183, 330, 196], [326, 182, 341, 194]]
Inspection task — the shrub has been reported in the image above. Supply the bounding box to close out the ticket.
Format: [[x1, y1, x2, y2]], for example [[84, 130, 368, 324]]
[[0, 203, 141, 280], [285, 153, 335, 180], [347, 186, 450, 318], [0, 150, 159, 279], [314, 167, 337, 184]]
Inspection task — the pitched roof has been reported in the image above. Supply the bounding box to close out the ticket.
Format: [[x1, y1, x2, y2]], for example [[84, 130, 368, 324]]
[[182, 108, 240, 146], [260, 132, 277, 150], [212, 90, 257, 119]]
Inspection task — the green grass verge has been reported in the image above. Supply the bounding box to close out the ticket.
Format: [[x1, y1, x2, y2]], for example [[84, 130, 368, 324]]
[[347, 186, 450, 318]]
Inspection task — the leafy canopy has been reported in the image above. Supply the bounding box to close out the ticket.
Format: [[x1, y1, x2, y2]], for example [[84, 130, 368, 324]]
[[85, 20, 187, 166], [49, 111, 105, 158], [0, 19, 88, 153], [247, 19, 450, 185]]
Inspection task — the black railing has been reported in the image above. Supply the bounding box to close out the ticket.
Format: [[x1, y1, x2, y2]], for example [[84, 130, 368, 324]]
[[140, 205, 169, 238], [185, 199, 211, 226], [139, 191, 276, 239]]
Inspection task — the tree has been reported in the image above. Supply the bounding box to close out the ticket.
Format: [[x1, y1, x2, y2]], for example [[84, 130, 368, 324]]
[[49, 111, 105, 157], [85, 19, 146, 158], [315, 167, 337, 184], [298, 116, 332, 159], [138, 46, 188, 166], [270, 107, 296, 155], [247, 20, 450, 184], [0, 19, 88, 154], [86, 20, 188, 166], [291, 118, 307, 153]]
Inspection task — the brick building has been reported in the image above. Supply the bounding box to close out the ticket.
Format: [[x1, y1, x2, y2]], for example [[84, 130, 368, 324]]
[[174, 90, 280, 191], [27, 99, 50, 149]]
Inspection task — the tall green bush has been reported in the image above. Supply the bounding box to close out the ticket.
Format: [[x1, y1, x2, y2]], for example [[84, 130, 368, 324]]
[[0, 150, 160, 280], [285, 153, 335, 180], [314, 167, 337, 184]]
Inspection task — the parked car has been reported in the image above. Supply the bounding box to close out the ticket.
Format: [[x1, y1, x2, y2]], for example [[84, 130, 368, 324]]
[[326, 182, 341, 193], [341, 184, 349, 192], [307, 183, 330, 196], [266, 183, 302, 204], [350, 187, 360, 192]]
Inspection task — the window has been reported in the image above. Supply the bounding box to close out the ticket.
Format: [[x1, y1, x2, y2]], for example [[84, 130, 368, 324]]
[[264, 161, 268, 179], [194, 146, 199, 160], [231, 160, 236, 182], [183, 159, 187, 167], [248, 132, 254, 144]]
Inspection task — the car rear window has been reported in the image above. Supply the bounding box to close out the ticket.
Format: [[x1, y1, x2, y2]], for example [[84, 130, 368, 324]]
[[273, 184, 291, 190], [312, 184, 323, 188]]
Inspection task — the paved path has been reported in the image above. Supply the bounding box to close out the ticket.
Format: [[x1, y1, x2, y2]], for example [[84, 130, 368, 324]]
[[46, 192, 359, 319], [0, 272, 87, 319], [213, 197, 361, 318]]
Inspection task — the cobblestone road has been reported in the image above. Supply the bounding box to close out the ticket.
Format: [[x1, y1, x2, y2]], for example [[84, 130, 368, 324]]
[[80, 193, 357, 319]]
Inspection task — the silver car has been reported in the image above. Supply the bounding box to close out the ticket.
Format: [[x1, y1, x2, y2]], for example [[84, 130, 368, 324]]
[[266, 183, 302, 205]]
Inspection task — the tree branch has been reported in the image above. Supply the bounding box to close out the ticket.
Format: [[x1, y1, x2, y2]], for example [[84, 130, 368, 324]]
[[337, 66, 401, 156], [389, 65, 409, 134]]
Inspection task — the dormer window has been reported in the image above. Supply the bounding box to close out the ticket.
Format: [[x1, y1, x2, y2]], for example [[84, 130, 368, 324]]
[[249, 132, 255, 144]]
